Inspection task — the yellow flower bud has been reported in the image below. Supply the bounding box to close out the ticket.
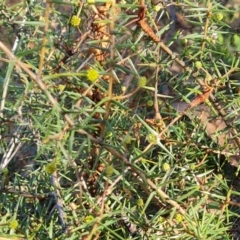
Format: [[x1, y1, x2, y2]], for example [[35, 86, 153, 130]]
[[147, 133, 156, 144], [70, 15, 81, 27], [85, 215, 94, 223], [124, 136, 132, 145], [162, 162, 170, 172], [86, 68, 99, 82], [217, 174, 223, 180], [9, 219, 19, 229], [137, 198, 144, 207], [138, 76, 147, 87], [216, 13, 223, 21], [175, 213, 183, 223], [147, 100, 154, 106], [154, 5, 162, 12], [105, 165, 114, 178], [158, 216, 165, 223], [45, 162, 57, 174], [190, 164, 196, 170], [195, 61, 202, 70]]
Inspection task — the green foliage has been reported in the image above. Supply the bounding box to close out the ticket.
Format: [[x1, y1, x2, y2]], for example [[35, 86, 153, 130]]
[[0, 0, 240, 239]]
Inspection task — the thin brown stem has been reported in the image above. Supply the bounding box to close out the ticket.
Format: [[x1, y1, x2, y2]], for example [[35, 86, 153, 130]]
[[201, 1, 212, 57], [37, 0, 50, 80]]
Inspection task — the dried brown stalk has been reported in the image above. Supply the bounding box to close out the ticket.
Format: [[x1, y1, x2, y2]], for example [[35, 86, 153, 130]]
[[136, 5, 186, 68]]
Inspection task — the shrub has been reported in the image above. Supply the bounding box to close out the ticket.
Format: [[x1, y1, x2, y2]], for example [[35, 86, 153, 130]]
[[0, 0, 240, 239]]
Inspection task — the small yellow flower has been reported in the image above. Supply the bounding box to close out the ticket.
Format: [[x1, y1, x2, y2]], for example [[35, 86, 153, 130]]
[[85, 215, 94, 223], [158, 216, 165, 223], [195, 61, 202, 70], [121, 86, 127, 92], [9, 219, 19, 229], [137, 198, 144, 207], [45, 162, 57, 174], [147, 133, 156, 144], [58, 84, 66, 93], [124, 135, 132, 145], [147, 100, 153, 106], [190, 164, 196, 170], [70, 15, 81, 27], [162, 162, 170, 172], [217, 174, 223, 180], [138, 76, 147, 87], [86, 68, 99, 82], [216, 13, 223, 21], [154, 5, 162, 12], [105, 165, 114, 178], [175, 213, 183, 223], [183, 38, 188, 44]]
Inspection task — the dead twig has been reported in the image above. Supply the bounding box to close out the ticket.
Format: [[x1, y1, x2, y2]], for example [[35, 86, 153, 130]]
[[136, 5, 186, 68], [49, 170, 67, 232]]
